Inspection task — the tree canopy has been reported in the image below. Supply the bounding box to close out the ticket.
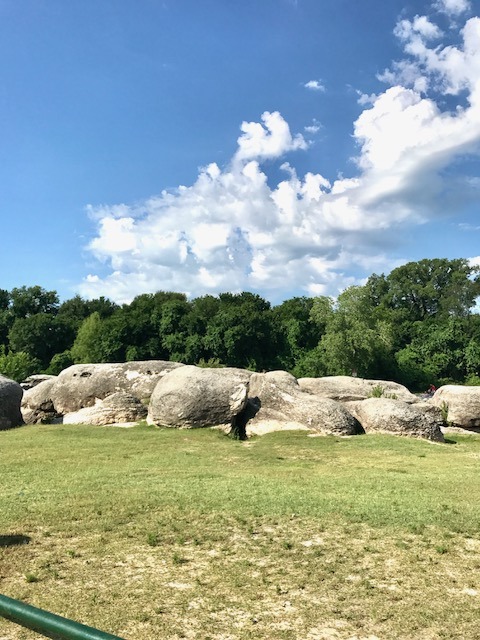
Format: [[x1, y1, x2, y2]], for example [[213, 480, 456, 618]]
[[0, 258, 479, 387]]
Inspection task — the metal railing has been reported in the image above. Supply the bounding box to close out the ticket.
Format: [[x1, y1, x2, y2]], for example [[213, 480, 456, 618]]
[[0, 594, 126, 640]]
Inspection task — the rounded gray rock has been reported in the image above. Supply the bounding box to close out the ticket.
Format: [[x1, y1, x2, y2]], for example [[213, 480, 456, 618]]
[[147, 365, 251, 429], [0, 374, 24, 430], [345, 398, 444, 441], [21, 377, 58, 424], [246, 371, 362, 437], [430, 385, 480, 431], [298, 376, 418, 403]]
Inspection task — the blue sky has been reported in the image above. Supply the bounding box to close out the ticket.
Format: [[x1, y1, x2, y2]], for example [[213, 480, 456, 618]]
[[1, 0, 479, 303]]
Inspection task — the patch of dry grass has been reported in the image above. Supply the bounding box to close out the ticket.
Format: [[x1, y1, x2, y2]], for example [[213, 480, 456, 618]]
[[1, 425, 480, 639]]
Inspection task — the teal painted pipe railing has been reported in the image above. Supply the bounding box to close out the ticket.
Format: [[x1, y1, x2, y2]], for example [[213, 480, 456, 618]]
[[0, 594, 126, 640]]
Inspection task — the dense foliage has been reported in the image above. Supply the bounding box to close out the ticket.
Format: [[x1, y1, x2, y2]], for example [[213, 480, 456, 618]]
[[1, 258, 479, 389]]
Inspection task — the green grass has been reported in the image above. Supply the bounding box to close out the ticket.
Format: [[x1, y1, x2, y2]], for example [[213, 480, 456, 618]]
[[1, 424, 480, 639]]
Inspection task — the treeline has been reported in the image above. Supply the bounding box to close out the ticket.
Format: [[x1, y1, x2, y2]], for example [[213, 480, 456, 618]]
[[1, 258, 479, 390]]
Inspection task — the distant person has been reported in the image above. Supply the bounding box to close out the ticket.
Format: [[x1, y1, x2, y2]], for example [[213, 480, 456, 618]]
[[426, 384, 437, 398]]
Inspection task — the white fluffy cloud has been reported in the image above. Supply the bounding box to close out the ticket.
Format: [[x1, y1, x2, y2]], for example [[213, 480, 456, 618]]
[[304, 79, 325, 91], [234, 111, 308, 163], [394, 15, 443, 41], [79, 10, 480, 304], [434, 0, 471, 16], [304, 118, 322, 134]]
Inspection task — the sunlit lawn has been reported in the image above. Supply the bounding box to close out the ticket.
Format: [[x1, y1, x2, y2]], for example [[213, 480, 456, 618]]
[[1, 423, 480, 639]]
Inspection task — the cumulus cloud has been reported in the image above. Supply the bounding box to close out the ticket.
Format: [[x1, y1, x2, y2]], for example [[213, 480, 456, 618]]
[[234, 111, 308, 163], [304, 79, 325, 91], [79, 9, 480, 304], [394, 15, 443, 41], [433, 0, 471, 16], [304, 118, 322, 134], [357, 91, 378, 106]]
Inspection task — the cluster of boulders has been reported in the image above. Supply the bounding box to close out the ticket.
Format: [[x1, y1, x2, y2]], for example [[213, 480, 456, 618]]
[[1, 361, 480, 442]]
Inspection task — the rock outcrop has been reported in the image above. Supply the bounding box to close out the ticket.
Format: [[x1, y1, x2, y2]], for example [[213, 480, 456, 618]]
[[63, 392, 147, 426], [147, 365, 251, 429], [298, 376, 418, 403], [430, 385, 480, 431], [0, 374, 24, 430], [51, 361, 184, 414], [245, 370, 362, 437], [345, 398, 444, 441], [21, 377, 59, 424], [14, 358, 466, 441]]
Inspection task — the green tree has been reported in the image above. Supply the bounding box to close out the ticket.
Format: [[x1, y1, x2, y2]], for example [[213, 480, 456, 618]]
[[181, 295, 222, 364], [8, 314, 75, 368], [71, 311, 130, 364], [395, 317, 471, 389], [203, 293, 277, 370], [0, 289, 9, 310], [152, 296, 191, 361], [272, 297, 319, 371], [46, 350, 74, 375], [57, 295, 119, 331], [0, 310, 12, 346], [365, 259, 480, 350], [122, 292, 188, 360], [10, 285, 59, 318], [465, 338, 480, 378], [70, 312, 105, 363], [318, 286, 394, 378]]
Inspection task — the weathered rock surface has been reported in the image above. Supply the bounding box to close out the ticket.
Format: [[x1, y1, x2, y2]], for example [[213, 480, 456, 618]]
[[0, 374, 24, 429], [298, 376, 418, 403], [21, 378, 59, 424], [147, 365, 251, 429], [345, 398, 444, 441], [63, 392, 147, 426], [21, 374, 57, 391], [51, 361, 184, 414], [245, 371, 362, 437], [430, 385, 480, 431]]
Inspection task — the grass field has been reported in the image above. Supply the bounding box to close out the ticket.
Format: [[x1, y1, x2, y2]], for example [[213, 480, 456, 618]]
[[1, 424, 480, 640]]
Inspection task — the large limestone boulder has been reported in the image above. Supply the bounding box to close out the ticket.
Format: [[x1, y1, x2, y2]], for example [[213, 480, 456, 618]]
[[63, 392, 147, 426], [298, 376, 418, 403], [0, 374, 24, 430], [51, 361, 184, 414], [430, 385, 480, 431], [245, 371, 362, 437], [345, 398, 444, 441], [147, 365, 251, 429], [21, 377, 58, 424]]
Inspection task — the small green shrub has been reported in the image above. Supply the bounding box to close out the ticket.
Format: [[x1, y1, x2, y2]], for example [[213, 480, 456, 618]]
[[197, 358, 225, 368], [146, 532, 159, 547], [368, 385, 397, 400], [440, 401, 449, 425], [172, 552, 189, 565], [45, 350, 73, 375], [0, 346, 40, 382], [369, 385, 385, 398]]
